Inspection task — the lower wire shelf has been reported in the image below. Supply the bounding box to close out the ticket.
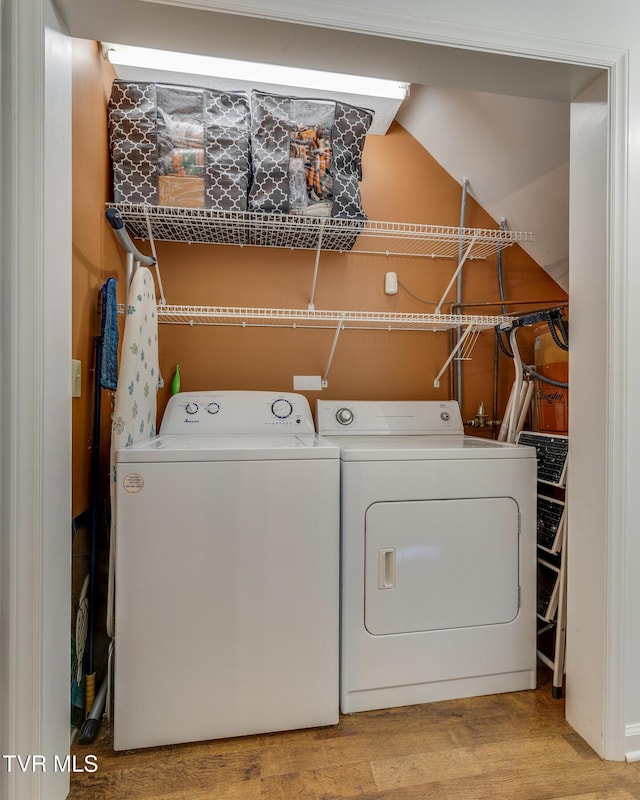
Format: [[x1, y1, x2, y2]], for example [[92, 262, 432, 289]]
[[117, 304, 510, 388], [146, 304, 510, 331]]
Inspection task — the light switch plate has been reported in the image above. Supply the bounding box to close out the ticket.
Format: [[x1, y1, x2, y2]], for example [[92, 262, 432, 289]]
[[72, 359, 81, 398]]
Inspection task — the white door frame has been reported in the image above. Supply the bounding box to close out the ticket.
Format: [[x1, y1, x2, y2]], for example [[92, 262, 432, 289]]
[[0, 4, 628, 799], [0, 1, 72, 799]]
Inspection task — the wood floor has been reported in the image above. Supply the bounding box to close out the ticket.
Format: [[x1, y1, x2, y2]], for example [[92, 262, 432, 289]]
[[69, 669, 640, 800]]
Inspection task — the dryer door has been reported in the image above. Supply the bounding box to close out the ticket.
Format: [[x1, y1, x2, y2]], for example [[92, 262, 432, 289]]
[[364, 497, 520, 635]]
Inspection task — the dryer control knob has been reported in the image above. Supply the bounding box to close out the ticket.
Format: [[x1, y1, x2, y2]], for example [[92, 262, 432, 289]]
[[336, 407, 354, 426], [207, 402, 220, 414], [440, 411, 450, 421], [185, 402, 199, 415]]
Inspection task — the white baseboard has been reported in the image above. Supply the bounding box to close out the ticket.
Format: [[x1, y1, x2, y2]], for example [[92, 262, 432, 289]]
[[624, 724, 640, 761]]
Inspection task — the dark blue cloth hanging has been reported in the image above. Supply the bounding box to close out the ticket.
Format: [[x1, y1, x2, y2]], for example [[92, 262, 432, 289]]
[[99, 278, 119, 390]]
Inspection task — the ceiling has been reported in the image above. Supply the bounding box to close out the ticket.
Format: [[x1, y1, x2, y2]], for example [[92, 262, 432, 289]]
[[397, 84, 571, 289], [53, 0, 603, 103]]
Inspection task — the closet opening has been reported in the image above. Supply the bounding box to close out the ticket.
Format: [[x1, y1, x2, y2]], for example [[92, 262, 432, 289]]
[[68, 19, 609, 751], [71, 25, 609, 750], [6, 6, 621, 798]]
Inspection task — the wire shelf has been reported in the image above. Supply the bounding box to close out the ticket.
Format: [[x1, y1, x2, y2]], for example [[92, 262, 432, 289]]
[[119, 304, 510, 331], [107, 203, 533, 259], [108, 203, 527, 388]]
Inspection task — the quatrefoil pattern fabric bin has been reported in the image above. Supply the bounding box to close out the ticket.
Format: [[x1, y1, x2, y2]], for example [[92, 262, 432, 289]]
[[248, 91, 372, 220], [108, 80, 251, 211]]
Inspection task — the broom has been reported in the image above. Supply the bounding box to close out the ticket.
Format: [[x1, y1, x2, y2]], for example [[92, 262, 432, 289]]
[[79, 278, 118, 744]]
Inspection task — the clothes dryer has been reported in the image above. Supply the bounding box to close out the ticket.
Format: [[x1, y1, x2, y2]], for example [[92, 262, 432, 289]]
[[114, 391, 339, 750], [316, 399, 537, 714]]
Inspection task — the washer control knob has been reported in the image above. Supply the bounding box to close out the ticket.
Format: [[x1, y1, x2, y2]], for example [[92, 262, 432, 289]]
[[185, 402, 199, 415], [207, 402, 220, 414], [336, 407, 354, 426], [271, 398, 293, 419], [440, 411, 450, 421]]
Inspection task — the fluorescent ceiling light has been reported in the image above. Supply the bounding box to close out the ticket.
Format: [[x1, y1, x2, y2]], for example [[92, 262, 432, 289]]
[[105, 43, 409, 101]]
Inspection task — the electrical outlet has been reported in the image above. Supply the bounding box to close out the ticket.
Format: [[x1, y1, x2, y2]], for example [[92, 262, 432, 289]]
[[384, 272, 398, 295], [293, 375, 323, 391]]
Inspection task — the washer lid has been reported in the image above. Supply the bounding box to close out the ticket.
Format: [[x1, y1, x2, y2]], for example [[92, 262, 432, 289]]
[[322, 434, 537, 461], [117, 433, 339, 462]]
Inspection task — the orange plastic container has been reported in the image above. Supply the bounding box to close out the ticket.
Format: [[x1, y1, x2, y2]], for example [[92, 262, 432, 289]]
[[533, 325, 568, 434]]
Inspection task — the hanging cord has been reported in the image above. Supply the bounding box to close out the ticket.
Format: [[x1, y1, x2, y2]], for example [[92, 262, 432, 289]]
[[548, 314, 569, 351], [396, 279, 438, 306], [143, 206, 166, 306], [495, 328, 567, 387], [496, 326, 514, 359], [523, 364, 568, 388], [495, 306, 569, 389]]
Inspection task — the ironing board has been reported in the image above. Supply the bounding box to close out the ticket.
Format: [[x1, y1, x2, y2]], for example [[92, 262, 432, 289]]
[[107, 266, 160, 639]]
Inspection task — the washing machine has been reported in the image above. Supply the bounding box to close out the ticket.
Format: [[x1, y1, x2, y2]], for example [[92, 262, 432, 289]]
[[114, 391, 339, 750], [316, 399, 537, 714]]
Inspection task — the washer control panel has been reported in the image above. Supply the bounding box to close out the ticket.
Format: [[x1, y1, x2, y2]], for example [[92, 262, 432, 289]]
[[316, 400, 464, 435], [160, 391, 315, 435]]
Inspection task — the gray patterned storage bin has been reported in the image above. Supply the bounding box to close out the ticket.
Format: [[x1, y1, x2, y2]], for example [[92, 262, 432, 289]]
[[108, 80, 251, 211], [249, 91, 372, 220]]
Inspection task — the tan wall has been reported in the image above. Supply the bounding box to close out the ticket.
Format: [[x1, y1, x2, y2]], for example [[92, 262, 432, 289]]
[[72, 43, 566, 514], [71, 39, 120, 517], [153, 123, 565, 422]]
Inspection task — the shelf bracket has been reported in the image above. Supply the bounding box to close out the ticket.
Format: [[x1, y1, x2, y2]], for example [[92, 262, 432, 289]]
[[308, 218, 326, 310], [434, 234, 478, 315], [433, 322, 476, 388], [322, 314, 345, 388]]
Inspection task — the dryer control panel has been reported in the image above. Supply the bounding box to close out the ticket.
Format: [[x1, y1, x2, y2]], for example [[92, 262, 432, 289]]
[[316, 400, 463, 435], [161, 391, 315, 434]]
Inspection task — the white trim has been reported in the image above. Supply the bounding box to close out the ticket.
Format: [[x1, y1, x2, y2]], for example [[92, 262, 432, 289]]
[[0, 1, 47, 797], [625, 724, 640, 761], [603, 52, 629, 763], [627, 724, 640, 737], [0, 1, 72, 798], [42, 10, 72, 799], [138, 0, 626, 66]]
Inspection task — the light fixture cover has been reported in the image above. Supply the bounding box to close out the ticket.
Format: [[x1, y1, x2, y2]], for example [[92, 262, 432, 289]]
[[104, 42, 409, 134]]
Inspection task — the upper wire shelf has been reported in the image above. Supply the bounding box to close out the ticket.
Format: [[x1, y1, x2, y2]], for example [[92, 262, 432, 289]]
[[107, 203, 533, 260]]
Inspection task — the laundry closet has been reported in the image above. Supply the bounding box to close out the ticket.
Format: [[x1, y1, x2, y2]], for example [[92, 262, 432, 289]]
[[60, 0, 611, 773], [71, 42, 568, 507]]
